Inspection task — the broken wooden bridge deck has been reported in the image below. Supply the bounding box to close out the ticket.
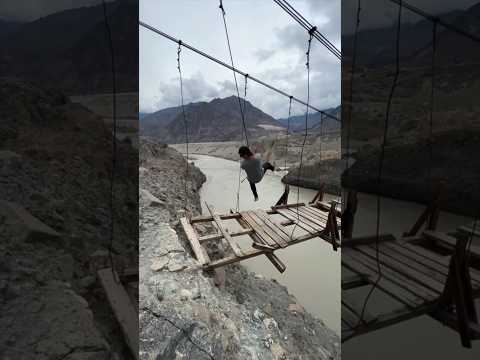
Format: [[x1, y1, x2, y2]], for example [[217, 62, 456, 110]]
[[180, 202, 340, 272], [341, 230, 480, 346]]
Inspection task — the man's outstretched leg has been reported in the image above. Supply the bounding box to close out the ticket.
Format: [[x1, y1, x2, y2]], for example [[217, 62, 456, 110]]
[[249, 181, 259, 201], [262, 161, 275, 173]]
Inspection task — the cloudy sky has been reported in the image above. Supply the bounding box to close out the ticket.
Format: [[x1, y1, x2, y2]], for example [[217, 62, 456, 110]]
[[140, 0, 341, 119]]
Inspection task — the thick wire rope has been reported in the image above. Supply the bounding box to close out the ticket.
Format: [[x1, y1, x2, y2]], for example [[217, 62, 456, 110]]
[[354, 0, 403, 331], [284, 96, 293, 171], [139, 21, 339, 123], [273, 0, 341, 60], [101, 0, 118, 281], [219, 0, 249, 147], [290, 30, 314, 240], [177, 43, 190, 212], [389, 0, 480, 44]]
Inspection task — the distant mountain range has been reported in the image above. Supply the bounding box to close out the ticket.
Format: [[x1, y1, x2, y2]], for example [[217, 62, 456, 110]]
[[342, 2, 480, 67], [276, 106, 341, 134], [0, 0, 137, 94], [141, 96, 288, 143]]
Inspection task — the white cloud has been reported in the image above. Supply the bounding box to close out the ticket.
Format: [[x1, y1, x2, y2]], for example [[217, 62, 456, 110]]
[[140, 0, 341, 118]]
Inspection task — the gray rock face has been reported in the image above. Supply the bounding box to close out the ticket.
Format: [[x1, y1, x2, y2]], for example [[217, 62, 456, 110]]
[[0, 79, 138, 359], [139, 139, 340, 360], [0, 200, 61, 244], [0, 282, 109, 359]]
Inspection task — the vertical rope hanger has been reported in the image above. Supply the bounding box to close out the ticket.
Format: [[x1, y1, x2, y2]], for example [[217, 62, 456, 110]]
[[177, 42, 190, 212], [290, 27, 315, 239], [101, 0, 119, 281], [284, 96, 293, 171], [345, 0, 361, 174], [218, 0, 249, 147], [218, 0, 250, 212], [354, 0, 403, 331], [427, 21, 437, 195], [235, 74, 249, 212]]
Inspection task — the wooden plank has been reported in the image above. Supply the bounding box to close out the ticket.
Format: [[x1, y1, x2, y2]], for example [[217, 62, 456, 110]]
[[315, 200, 341, 217], [233, 211, 287, 273], [241, 211, 279, 248], [426, 230, 480, 259], [345, 248, 440, 300], [304, 206, 341, 233], [342, 274, 370, 290], [272, 202, 305, 210], [206, 230, 323, 270], [282, 208, 320, 234], [206, 204, 244, 257], [342, 234, 396, 248], [199, 228, 253, 243], [348, 246, 442, 298], [285, 207, 324, 231], [342, 290, 378, 324], [247, 210, 286, 247], [343, 303, 434, 342], [402, 243, 480, 286], [98, 269, 139, 360], [252, 210, 290, 247], [275, 208, 318, 235], [190, 213, 241, 223], [296, 207, 328, 228], [384, 242, 451, 283], [303, 205, 330, 221], [180, 217, 208, 265], [458, 224, 480, 238], [252, 241, 276, 251], [342, 304, 362, 330], [343, 250, 437, 305], [359, 245, 446, 294]]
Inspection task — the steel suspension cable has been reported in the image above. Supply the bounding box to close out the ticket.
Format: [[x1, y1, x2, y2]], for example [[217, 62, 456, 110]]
[[273, 0, 341, 60], [139, 21, 339, 123], [388, 0, 480, 44]]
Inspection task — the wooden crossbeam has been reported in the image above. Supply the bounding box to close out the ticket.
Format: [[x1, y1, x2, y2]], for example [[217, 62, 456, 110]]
[[342, 234, 396, 248], [206, 203, 243, 257], [205, 230, 322, 270], [342, 274, 370, 290], [98, 269, 139, 360], [190, 213, 241, 223], [199, 228, 253, 243], [180, 217, 208, 265]]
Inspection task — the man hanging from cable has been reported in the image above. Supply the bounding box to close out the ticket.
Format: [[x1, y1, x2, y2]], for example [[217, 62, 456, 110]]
[[238, 145, 275, 201]]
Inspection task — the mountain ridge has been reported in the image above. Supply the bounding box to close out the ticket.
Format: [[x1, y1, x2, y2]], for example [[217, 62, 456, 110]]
[[141, 95, 287, 143]]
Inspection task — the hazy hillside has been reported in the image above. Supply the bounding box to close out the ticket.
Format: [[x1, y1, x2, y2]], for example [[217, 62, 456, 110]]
[[0, 0, 137, 93], [277, 106, 341, 133], [140, 96, 285, 143]]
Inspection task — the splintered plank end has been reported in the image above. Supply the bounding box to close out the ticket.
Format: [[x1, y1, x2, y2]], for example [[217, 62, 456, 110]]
[[98, 268, 139, 360], [180, 217, 208, 265]]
